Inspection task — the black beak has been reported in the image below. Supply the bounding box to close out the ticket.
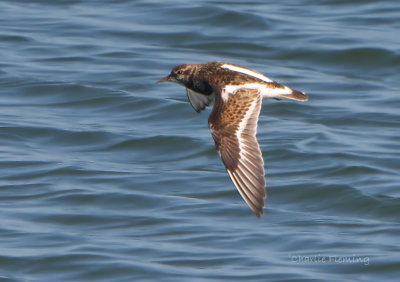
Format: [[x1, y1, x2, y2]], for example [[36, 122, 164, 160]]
[[158, 75, 174, 83]]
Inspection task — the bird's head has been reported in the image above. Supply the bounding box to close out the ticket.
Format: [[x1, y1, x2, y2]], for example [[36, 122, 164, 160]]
[[158, 64, 194, 86]]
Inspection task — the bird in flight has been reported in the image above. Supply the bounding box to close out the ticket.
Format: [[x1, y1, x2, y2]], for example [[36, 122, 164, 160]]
[[159, 62, 308, 217]]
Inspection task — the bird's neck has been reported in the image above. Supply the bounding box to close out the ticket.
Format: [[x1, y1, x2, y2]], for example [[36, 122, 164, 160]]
[[187, 66, 214, 95]]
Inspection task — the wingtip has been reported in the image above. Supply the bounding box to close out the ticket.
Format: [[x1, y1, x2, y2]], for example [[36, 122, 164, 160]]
[[254, 206, 264, 218]]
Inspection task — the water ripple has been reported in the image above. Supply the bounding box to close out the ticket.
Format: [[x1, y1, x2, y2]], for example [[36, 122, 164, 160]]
[[1, 0, 399, 281]]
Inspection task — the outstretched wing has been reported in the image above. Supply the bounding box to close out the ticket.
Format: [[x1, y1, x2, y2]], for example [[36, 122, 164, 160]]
[[209, 87, 266, 217], [186, 88, 213, 112]]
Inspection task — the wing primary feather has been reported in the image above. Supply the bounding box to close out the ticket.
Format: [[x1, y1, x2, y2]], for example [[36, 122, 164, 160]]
[[228, 170, 263, 217], [210, 88, 266, 217]]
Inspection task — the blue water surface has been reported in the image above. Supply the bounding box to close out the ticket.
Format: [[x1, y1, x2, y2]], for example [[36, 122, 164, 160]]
[[0, 0, 399, 281]]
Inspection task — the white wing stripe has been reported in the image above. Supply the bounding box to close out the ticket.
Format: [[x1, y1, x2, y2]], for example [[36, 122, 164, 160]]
[[237, 96, 258, 137], [224, 83, 293, 100], [221, 64, 273, 82]]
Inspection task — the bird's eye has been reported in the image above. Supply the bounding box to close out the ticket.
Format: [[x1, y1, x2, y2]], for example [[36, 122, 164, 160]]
[[177, 70, 183, 75]]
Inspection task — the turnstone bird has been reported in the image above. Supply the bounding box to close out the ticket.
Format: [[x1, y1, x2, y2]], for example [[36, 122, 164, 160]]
[[159, 62, 307, 217]]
